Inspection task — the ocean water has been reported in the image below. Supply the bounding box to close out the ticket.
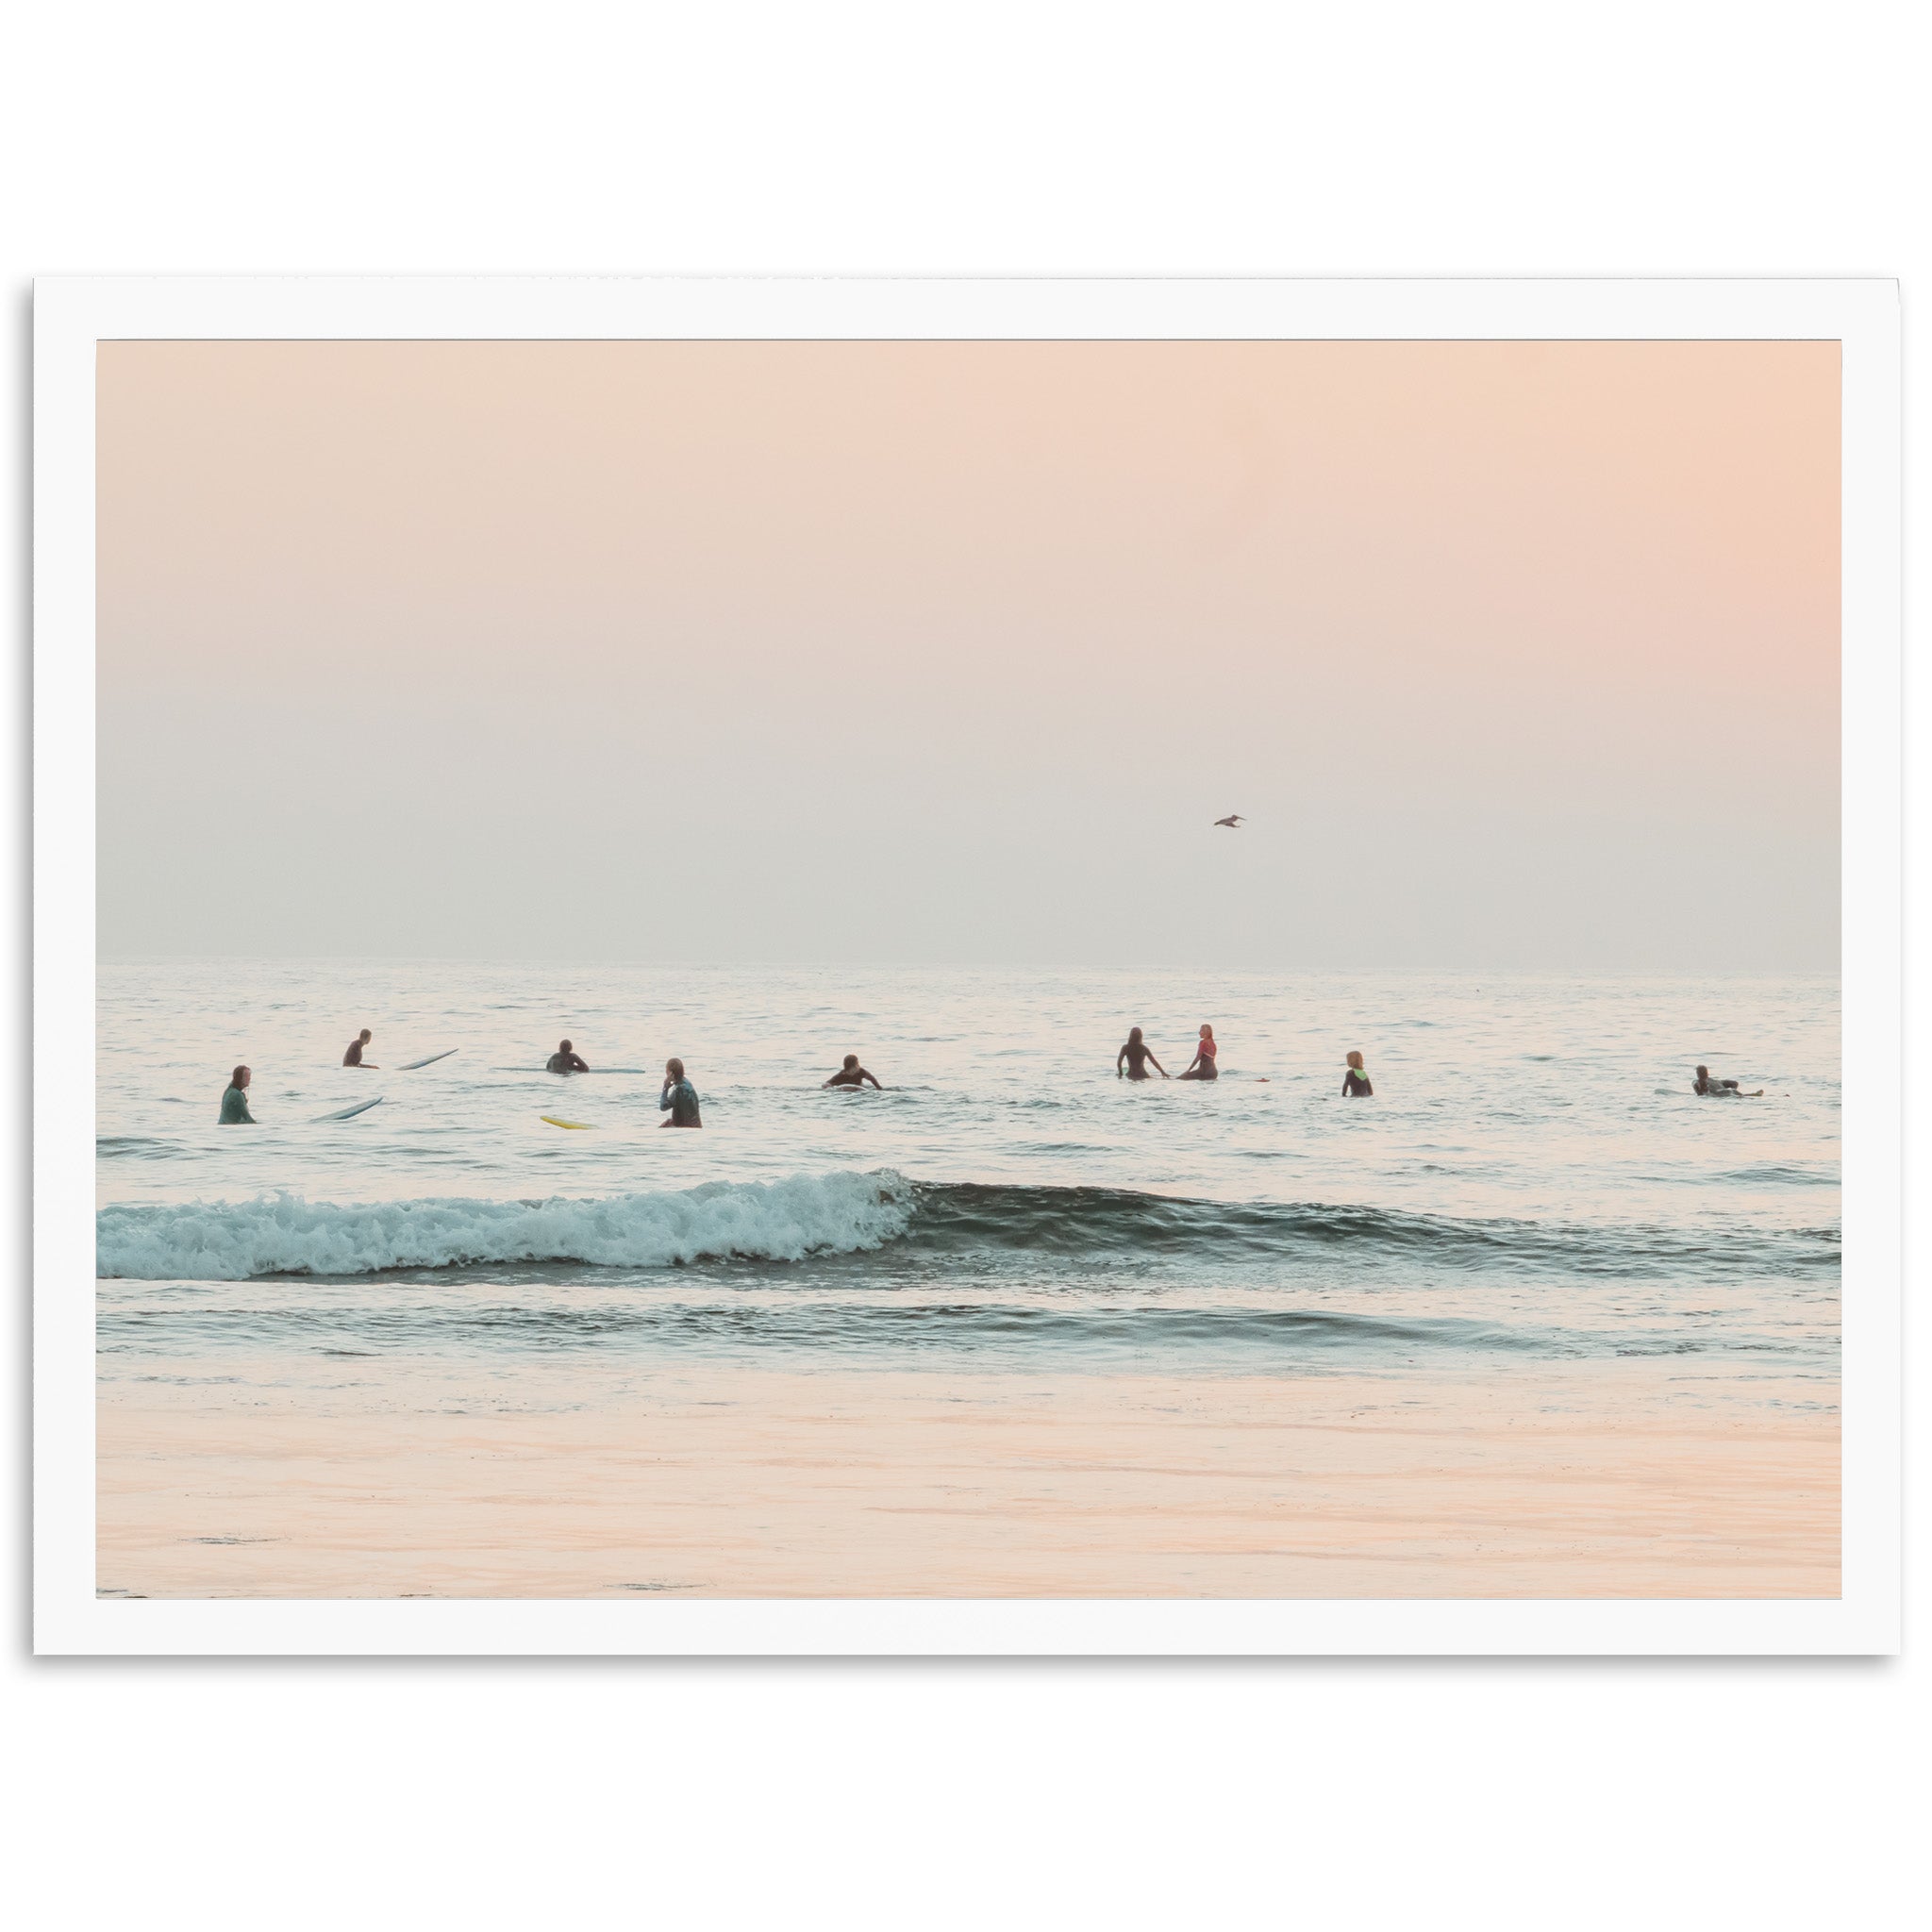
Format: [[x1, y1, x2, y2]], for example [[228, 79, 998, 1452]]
[[96, 960, 1840, 1405]]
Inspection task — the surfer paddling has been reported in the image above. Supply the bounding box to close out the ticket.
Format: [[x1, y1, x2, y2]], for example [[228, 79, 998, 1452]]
[[659, 1058, 703, 1127], [824, 1055, 883, 1091], [1116, 1026, 1168, 1080], [342, 1027, 377, 1068], [219, 1065, 257, 1124], [546, 1039, 591, 1074], [1694, 1064, 1763, 1097]]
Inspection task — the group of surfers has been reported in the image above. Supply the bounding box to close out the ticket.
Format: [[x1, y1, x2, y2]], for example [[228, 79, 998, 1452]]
[[1115, 1024, 1373, 1097], [214, 1026, 1367, 1128], [217, 1034, 867, 1129], [214, 1027, 1757, 1127]]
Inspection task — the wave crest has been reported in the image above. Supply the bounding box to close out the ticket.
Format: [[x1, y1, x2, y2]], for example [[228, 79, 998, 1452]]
[[96, 1172, 912, 1281]]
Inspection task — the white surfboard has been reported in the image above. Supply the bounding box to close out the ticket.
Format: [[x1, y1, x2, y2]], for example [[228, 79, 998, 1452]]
[[312, 1095, 385, 1124], [398, 1049, 459, 1071]]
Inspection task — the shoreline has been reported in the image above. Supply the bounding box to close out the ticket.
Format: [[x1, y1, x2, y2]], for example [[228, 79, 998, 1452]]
[[97, 1361, 1840, 1600]]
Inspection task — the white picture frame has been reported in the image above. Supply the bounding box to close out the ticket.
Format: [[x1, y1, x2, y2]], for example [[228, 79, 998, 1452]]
[[36, 275, 1901, 1656]]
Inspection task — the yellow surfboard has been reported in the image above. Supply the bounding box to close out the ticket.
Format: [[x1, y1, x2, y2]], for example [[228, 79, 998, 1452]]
[[541, 1115, 592, 1130]]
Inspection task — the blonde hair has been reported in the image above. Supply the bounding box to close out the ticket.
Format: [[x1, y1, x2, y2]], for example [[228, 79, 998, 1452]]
[[1200, 1024, 1214, 1040]]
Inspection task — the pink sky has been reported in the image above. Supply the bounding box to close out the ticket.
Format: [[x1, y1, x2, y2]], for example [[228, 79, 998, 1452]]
[[97, 339, 1839, 967]]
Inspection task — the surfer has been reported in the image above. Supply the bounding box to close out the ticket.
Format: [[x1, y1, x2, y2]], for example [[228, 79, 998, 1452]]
[[219, 1065, 257, 1124], [342, 1027, 376, 1068], [824, 1055, 883, 1091], [1342, 1052, 1374, 1097], [1116, 1027, 1169, 1080], [1177, 1024, 1220, 1080], [659, 1058, 703, 1127], [1693, 1064, 1763, 1097], [546, 1039, 591, 1074]]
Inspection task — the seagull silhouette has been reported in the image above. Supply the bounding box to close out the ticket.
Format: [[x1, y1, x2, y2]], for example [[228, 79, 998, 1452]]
[[1214, 814, 1244, 828]]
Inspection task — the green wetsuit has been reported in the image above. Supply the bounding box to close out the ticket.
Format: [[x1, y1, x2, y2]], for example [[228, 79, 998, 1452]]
[[219, 1084, 256, 1124]]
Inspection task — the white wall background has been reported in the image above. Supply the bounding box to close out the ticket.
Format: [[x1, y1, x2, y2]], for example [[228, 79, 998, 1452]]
[[5, 3, 1923, 1926]]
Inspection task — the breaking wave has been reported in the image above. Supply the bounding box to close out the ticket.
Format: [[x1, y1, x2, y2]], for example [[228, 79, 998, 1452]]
[[95, 1171, 1840, 1283], [97, 1172, 914, 1280]]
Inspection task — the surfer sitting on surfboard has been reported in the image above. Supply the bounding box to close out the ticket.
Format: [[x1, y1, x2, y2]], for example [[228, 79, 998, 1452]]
[[824, 1055, 883, 1091], [343, 1027, 377, 1068], [546, 1039, 591, 1074], [1177, 1024, 1219, 1081], [220, 1065, 256, 1124], [1116, 1027, 1168, 1080], [659, 1058, 702, 1127]]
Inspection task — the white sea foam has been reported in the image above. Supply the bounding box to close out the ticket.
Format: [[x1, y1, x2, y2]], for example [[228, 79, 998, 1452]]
[[96, 1172, 913, 1280]]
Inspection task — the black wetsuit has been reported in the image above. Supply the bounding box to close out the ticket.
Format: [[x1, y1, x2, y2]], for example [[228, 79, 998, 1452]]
[[546, 1051, 591, 1074], [1119, 1041, 1157, 1079], [1342, 1069, 1374, 1097], [342, 1039, 366, 1066], [1694, 1074, 1740, 1096]]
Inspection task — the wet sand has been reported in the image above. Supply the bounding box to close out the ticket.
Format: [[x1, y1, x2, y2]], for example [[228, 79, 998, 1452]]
[[96, 1364, 1839, 1599]]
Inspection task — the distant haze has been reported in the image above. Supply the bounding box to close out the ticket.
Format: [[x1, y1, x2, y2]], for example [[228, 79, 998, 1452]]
[[97, 339, 1839, 969]]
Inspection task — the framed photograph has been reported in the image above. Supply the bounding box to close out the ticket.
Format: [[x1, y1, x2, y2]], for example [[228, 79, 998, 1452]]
[[35, 276, 1900, 1654]]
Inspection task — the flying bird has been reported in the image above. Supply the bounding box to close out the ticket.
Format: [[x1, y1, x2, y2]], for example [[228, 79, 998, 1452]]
[[1214, 814, 1244, 828]]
